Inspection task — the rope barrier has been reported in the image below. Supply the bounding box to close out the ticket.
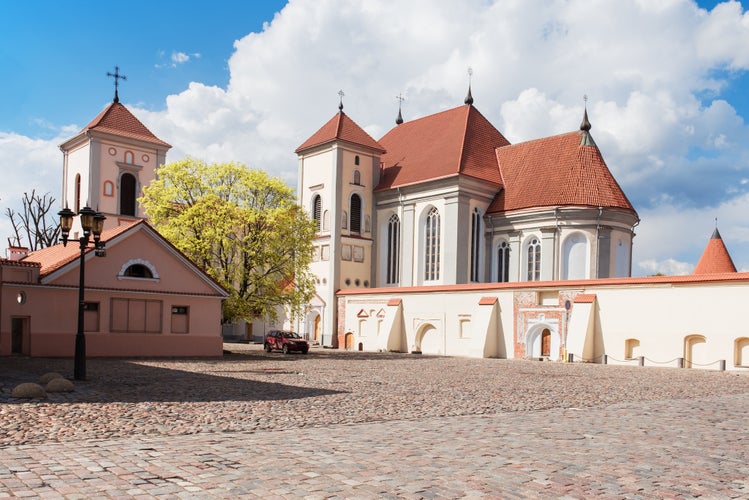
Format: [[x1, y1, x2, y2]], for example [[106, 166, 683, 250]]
[[567, 353, 726, 370]]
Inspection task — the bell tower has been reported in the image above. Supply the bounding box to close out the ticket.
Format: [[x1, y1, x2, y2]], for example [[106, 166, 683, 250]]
[[59, 67, 171, 236], [295, 94, 385, 347]]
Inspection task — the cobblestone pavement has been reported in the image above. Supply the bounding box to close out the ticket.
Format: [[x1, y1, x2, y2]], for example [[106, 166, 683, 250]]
[[1, 344, 748, 498]]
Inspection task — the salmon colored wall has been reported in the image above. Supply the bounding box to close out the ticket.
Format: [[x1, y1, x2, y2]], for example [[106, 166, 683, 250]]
[[50, 228, 219, 296], [0, 283, 223, 357]]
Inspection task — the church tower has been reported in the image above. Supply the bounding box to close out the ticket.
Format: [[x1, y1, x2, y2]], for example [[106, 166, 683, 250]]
[[59, 67, 171, 237], [295, 96, 385, 347]]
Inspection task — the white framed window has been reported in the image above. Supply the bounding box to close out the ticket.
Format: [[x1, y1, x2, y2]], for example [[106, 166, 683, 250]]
[[386, 214, 400, 285], [497, 240, 510, 282], [526, 238, 541, 281], [424, 207, 440, 281], [470, 208, 482, 282]]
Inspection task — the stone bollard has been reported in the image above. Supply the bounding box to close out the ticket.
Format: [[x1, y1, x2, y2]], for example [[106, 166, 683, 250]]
[[602, 354, 608, 365], [719, 360, 726, 371], [639, 356, 645, 367], [567, 352, 574, 363], [677, 357, 684, 368]]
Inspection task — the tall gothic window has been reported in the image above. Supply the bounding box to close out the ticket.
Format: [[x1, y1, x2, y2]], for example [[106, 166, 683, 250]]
[[120, 173, 137, 216], [497, 241, 510, 282], [424, 207, 440, 281], [470, 208, 482, 282], [527, 238, 541, 281], [386, 214, 400, 285], [312, 194, 322, 230], [350, 194, 362, 233]]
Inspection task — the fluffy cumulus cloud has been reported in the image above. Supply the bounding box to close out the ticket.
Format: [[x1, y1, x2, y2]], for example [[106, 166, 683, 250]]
[[6, 0, 749, 274]]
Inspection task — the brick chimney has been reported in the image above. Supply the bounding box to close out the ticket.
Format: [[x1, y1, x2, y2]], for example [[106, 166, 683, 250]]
[[7, 246, 29, 261]]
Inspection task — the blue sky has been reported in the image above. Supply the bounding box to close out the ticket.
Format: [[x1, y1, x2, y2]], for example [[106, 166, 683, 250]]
[[1, 0, 749, 275]]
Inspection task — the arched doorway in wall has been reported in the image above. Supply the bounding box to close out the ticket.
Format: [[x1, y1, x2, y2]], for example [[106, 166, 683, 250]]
[[524, 321, 560, 361], [314, 314, 321, 343], [541, 329, 551, 357], [625, 338, 641, 360], [414, 322, 442, 355], [684, 334, 707, 368], [734, 337, 749, 367], [344, 332, 354, 350]]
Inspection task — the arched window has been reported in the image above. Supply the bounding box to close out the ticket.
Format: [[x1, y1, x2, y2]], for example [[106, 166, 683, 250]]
[[74, 174, 81, 212], [424, 207, 440, 281], [527, 238, 541, 281], [120, 173, 137, 216], [386, 214, 400, 285], [350, 194, 362, 233], [353, 170, 361, 185], [124, 151, 134, 164], [311, 194, 322, 230], [470, 208, 482, 282], [322, 210, 330, 231], [497, 241, 510, 282], [124, 264, 154, 279]]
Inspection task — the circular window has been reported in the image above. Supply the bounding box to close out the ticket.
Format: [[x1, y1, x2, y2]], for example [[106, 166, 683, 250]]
[[16, 291, 26, 304], [142, 154, 150, 162], [355, 279, 361, 286], [363, 280, 369, 287], [108, 147, 117, 156], [345, 278, 351, 286]]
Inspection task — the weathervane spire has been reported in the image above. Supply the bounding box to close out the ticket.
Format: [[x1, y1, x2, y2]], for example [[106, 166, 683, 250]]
[[338, 89, 345, 112], [395, 93, 404, 125], [107, 66, 127, 103], [464, 67, 474, 105]]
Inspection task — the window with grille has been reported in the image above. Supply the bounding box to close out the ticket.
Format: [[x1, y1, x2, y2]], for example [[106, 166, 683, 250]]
[[497, 241, 510, 282], [470, 208, 482, 282], [350, 194, 362, 233], [387, 214, 400, 285], [312, 194, 322, 230], [527, 238, 541, 281]]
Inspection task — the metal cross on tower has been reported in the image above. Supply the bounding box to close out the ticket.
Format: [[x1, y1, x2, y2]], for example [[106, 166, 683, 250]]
[[107, 66, 127, 103], [338, 89, 345, 111]]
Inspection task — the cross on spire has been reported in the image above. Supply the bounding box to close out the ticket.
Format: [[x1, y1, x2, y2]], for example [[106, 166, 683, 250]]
[[107, 66, 127, 103], [338, 89, 345, 112]]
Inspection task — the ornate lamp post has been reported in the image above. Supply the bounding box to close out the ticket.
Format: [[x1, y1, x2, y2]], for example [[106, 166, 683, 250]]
[[58, 206, 106, 380]]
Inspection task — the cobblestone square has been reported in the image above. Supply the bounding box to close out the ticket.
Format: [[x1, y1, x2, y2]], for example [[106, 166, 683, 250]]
[[1, 343, 747, 498]]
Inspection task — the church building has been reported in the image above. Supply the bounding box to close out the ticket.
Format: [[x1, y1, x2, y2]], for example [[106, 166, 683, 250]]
[[296, 90, 749, 370]]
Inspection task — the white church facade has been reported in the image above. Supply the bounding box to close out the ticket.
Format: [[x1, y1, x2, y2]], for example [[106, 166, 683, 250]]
[[295, 92, 749, 370]]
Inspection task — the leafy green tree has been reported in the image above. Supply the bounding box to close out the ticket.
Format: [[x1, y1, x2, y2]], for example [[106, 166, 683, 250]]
[[140, 158, 317, 322]]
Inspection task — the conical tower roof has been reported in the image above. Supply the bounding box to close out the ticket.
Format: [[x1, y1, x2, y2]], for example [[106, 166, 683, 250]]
[[693, 228, 737, 274], [295, 111, 385, 154]]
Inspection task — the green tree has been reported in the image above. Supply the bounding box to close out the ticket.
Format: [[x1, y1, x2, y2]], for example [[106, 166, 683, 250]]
[[140, 158, 317, 323]]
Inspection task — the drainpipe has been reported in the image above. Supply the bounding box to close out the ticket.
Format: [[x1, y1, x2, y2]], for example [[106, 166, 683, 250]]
[[595, 206, 602, 278], [554, 207, 560, 280], [629, 218, 640, 277]]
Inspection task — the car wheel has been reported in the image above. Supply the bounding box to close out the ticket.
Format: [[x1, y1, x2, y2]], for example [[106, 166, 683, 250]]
[[282, 345, 289, 354], [264, 343, 272, 353]]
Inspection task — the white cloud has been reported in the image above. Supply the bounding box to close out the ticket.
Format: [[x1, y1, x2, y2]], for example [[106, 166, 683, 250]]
[[5, 0, 749, 273]]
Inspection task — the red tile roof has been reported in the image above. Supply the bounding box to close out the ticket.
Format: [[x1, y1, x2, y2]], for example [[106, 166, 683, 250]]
[[338, 271, 749, 296], [376, 104, 510, 190], [24, 220, 141, 277], [574, 294, 597, 303], [693, 228, 737, 274], [81, 102, 171, 148], [296, 111, 385, 153], [487, 131, 636, 214]]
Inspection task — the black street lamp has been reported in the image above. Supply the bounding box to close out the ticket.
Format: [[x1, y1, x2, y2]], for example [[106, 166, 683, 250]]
[[58, 206, 107, 380]]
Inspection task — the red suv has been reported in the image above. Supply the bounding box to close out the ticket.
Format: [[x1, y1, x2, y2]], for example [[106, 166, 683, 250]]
[[264, 330, 309, 354]]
